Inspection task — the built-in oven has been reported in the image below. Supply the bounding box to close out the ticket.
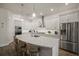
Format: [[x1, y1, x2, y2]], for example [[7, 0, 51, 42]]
[[15, 26, 22, 35]]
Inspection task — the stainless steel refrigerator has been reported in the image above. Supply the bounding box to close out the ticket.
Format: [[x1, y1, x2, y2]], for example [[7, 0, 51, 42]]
[[60, 22, 79, 55]]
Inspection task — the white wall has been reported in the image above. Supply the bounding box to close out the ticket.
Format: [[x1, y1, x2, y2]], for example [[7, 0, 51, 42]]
[[19, 13, 60, 35], [21, 15, 60, 33], [13, 14, 24, 27], [22, 18, 41, 33], [44, 15, 59, 30], [0, 8, 15, 47]]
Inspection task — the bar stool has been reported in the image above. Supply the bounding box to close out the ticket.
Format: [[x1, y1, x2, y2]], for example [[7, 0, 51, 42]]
[[27, 44, 40, 56]]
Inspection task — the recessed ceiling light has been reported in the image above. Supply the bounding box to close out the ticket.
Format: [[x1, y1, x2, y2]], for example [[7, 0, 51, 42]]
[[40, 13, 43, 15], [65, 3, 69, 6], [32, 12, 36, 17], [50, 9, 54, 11]]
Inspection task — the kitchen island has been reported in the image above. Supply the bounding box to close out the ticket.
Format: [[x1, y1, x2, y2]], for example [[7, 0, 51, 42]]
[[16, 33, 59, 56]]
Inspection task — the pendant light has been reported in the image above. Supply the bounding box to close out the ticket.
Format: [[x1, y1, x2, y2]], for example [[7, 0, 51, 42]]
[[32, 4, 36, 17], [32, 12, 36, 17]]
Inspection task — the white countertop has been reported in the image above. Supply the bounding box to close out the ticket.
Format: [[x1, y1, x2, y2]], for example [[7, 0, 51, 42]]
[[16, 33, 59, 48]]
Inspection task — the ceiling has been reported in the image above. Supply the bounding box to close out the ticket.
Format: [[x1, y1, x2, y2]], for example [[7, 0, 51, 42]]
[[0, 3, 79, 19]]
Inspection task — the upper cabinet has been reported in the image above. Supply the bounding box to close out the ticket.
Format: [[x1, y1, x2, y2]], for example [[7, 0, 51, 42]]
[[59, 11, 79, 23]]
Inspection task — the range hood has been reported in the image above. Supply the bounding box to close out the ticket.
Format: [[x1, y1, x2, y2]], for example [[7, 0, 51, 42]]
[[41, 16, 45, 28]]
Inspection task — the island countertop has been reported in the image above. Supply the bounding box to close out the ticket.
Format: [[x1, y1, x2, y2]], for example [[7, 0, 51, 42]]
[[16, 33, 59, 56], [16, 33, 59, 48]]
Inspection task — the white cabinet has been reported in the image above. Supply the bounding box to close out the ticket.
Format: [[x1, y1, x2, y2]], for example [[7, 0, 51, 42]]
[[60, 12, 79, 23], [14, 20, 22, 27], [0, 8, 14, 47]]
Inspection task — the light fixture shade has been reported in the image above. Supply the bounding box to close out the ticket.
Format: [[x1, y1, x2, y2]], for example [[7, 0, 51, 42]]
[[32, 12, 36, 17]]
